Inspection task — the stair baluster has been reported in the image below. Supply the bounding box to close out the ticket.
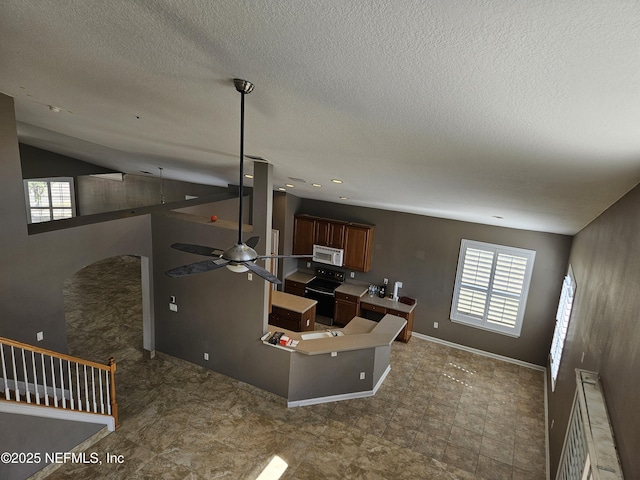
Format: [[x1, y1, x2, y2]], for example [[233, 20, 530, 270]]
[[0, 336, 119, 430]]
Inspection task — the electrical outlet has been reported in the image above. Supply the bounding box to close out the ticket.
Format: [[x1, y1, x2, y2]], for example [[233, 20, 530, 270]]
[[350, 272, 355, 278], [306, 262, 311, 268], [359, 372, 366, 380], [433, 322, 438, 328], [581, 352, 585, 363], [169, 303, 178, 312], [37, 331, 44, 342], [203, 353, 209, 361], [383, 278, 388, 285], [331, 351, 337, 357], [248, 273, 253, 281]]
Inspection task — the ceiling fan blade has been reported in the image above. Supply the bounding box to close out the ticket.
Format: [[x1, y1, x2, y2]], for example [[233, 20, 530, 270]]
[[245, 236, 260, 248], [171, 243, 224, 257], [165, 259, 228, 278], [243, 262, 282, 285], [256, 254, 313, 259]]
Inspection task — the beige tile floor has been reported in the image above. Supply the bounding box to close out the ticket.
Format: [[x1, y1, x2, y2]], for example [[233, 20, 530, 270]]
[[47, 255, 546, 479]]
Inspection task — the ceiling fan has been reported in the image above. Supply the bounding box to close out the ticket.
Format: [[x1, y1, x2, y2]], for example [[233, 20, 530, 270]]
[[165, 79, 310, 285]]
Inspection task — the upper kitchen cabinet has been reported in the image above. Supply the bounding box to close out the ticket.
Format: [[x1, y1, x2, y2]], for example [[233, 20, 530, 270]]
[[292, 215, 315, 255], [343, 223, 374, 272], [293, 215, 374, 272], [315, 219, 345, 248]]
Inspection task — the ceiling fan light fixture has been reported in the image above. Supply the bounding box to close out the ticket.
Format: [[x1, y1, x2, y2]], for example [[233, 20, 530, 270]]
[[226, 263, 249, 273]]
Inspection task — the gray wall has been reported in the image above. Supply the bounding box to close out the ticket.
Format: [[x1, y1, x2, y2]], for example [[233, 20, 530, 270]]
[[1, 94, 150, 352], [77, 173, 227, 216], [296, 199, 573, 366], [0, 413, 104, 480], [20, 143, 117, 178], [152, 206, 291, 398], [547, 183, 640, 478], [1, 94, 156, 477], [273, 192, 302, 281]]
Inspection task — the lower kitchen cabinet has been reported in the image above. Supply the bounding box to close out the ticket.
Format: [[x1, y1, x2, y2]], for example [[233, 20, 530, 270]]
[[387, 308, 413, 343], [284, 279, 306, 296], [269, 305, 316, 332], [359, 300, 415, 343], [334, 291, 360, 327]]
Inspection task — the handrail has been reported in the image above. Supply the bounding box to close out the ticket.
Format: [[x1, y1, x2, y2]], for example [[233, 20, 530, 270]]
[[0, 336, 118, 429]]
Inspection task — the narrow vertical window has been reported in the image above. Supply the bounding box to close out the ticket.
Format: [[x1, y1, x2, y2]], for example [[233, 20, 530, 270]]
[[550, 266, 576, 391]]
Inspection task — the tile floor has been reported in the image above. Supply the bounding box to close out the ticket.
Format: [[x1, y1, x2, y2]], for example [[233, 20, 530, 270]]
[[47, 255, 546, 479]]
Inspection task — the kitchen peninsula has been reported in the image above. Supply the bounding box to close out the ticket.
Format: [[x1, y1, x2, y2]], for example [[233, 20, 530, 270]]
[[263, 314, 406, 406], [269, 290, 316, 331]]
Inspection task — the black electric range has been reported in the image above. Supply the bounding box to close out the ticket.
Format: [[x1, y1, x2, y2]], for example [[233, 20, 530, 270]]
[[304, 267, 345, 325]]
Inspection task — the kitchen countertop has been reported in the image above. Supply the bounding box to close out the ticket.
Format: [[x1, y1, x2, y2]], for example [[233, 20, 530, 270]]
[[271, 290, 317, 314], [285, 271, 315, 284], [335, 283, 368, 297], [265, 314, 407, 355], [360, 294, 417, 314]]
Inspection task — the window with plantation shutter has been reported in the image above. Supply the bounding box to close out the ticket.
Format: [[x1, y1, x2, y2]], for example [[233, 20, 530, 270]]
[[450, 239, 535, 337], [550, 266, 575, 391], [24, 177, 75, 224]]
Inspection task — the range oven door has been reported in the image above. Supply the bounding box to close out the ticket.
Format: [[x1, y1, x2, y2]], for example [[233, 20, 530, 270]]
[[304, 286, 335, 322]]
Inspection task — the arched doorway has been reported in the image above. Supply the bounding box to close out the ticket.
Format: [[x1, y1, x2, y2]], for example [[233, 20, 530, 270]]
[[63, 255, 152, 363]]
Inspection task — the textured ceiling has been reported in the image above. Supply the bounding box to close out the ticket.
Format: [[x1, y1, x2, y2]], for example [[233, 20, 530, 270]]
[[2, 0, 640, 235]]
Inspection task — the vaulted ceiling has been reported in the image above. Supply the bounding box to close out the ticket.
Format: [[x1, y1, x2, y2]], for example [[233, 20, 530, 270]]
[[2, 1, 640, 234]]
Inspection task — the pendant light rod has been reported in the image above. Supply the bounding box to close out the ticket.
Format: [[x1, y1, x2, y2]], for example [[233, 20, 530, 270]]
[[234, 79, 254, 245]]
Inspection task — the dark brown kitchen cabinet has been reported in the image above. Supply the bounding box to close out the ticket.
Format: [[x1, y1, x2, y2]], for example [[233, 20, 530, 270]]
[[293, 215, 374, 272], [343, 224, 374, 272], [269, 305, 316, 332], [292, 215, 315, 255], [284, 279, 307, 296], [359, 300, 415, 343], [315, 219, 345, 248], [334, 291, 360, 327]]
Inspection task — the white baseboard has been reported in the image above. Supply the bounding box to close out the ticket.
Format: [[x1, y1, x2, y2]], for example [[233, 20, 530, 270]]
[[287, 365, 391, 408], [411, 332, 546, 372]]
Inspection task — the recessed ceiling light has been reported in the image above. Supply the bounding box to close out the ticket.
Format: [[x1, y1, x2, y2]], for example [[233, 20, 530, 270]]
[[48, 105, 61, 113], [492, 215, 504, 219], [312, 183, 322, 187], [244, 174, 253, 179], [332, 179, 343, 184], [285, 183, 294, 188], [278, 187, 286, 191], [339, 196, 349, 200]]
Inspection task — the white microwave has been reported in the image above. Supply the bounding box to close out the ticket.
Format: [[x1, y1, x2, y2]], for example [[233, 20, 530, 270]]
[[312, 244, 344, 267]]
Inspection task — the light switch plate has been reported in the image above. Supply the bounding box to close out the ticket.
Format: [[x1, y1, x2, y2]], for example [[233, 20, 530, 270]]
[[169, 303, 178, 312], [37, 331, 44, 342]]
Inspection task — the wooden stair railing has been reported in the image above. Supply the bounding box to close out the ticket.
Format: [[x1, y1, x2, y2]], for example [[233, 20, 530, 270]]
[[0, 336, 118, 429]]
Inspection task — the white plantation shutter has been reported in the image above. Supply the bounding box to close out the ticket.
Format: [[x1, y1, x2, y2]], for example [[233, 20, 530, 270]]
[[451, 240, 535, 337], [550, 267, 575, 390], [24, 178, 75, 223]]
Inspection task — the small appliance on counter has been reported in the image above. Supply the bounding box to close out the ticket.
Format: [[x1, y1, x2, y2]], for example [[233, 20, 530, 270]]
[[378, 278, 388, 298]]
